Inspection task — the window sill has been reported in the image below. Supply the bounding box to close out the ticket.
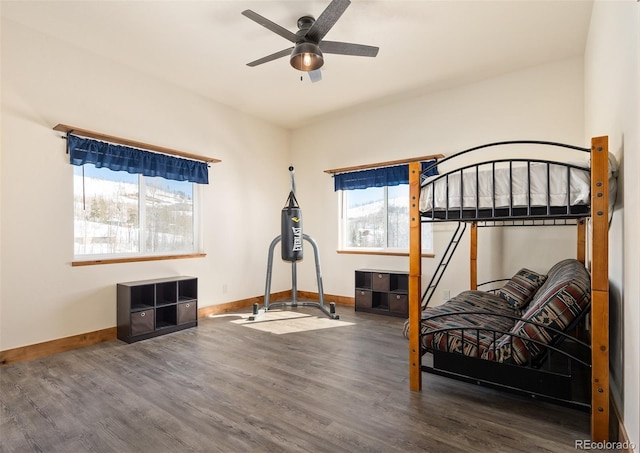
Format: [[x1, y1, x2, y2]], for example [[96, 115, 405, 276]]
[[72, 253, 206, 267], [337, 250, 434, 258]]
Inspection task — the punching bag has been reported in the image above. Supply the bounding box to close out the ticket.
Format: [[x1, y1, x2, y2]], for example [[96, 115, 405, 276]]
[[281, 190, 303, 262]]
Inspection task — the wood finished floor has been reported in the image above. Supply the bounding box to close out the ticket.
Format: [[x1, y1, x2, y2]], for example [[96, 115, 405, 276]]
[[1, 307, 600, 453]]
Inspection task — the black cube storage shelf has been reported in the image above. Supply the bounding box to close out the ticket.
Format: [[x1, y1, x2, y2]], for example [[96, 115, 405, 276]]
[[355, 269, 409, 317], [117, 276, 198, 343]]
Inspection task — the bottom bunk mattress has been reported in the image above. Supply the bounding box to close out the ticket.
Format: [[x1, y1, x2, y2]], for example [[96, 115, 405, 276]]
[[403, 259, 592, 366], [402, 290, 519, 362]]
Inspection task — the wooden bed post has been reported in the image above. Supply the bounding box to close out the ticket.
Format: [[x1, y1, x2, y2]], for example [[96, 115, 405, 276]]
[[470, 222, 478, 290], [577, 219, 586, 265], [408, 162, 422, 391], [590, 136, 609, 441]]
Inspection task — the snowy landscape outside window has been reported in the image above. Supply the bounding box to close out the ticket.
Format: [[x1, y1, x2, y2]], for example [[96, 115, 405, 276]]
[[73, 164, 199, 258], [339, 184, 432, 253]]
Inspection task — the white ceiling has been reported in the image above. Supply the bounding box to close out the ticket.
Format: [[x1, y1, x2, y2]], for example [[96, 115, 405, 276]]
[[2, 0, 593, 130]]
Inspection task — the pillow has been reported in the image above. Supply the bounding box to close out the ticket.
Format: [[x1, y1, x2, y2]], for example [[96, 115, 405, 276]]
[[496, 268, 547, 310]]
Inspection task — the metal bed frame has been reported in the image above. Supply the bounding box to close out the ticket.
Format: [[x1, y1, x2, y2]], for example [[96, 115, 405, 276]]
[[407, 137, 611, 441]]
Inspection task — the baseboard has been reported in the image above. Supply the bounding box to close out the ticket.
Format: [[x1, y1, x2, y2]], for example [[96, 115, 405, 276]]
[[0, 291, 355, 366], [0, 327, 117, 367]]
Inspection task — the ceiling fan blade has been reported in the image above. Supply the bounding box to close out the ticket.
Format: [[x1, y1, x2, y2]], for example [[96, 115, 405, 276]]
[[308, 69, 322, 83], [320, 41, 379, 57], [242, 10, 299, 43], [304, 0, 351, 43], [246, 48, 294, 67]]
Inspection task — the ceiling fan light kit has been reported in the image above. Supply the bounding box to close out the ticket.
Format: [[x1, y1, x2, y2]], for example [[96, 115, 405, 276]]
[[242, 0, 378, 80], [290, 42, 324, 71]]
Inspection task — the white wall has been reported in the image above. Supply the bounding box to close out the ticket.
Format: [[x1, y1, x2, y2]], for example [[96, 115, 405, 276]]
[[291, 58, 585, 300], [585, 0, 639, 448], [0, 19, 290, 351]]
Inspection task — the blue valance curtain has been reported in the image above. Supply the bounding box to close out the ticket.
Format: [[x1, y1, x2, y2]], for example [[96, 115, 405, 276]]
[[68, 135, 209, 184], [333, 160, 438, 191]]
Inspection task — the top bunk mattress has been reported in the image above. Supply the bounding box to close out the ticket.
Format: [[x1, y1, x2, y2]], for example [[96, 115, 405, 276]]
[[419, 158, 617, 219]]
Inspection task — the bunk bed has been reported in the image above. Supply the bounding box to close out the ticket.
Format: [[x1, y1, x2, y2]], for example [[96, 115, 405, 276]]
[[406, 136, 614, 442]]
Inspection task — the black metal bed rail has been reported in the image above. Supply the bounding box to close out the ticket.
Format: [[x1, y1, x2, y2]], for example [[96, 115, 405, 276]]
[[476, 279, 510, 294], [419, 309, 591, 369], [422, 324, 590, 370], [421, 157, 591, 223], [421, 140, 590, 177], [477, 218, 578, 227]]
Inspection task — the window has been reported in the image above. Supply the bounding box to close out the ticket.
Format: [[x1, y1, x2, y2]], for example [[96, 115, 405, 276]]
[[73, 164, 200, 258], [65, 132, 210, 263], [339, 184, 433, 253]]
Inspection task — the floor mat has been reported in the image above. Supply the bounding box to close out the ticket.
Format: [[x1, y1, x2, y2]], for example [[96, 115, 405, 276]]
[[228, 309, 355, 334]]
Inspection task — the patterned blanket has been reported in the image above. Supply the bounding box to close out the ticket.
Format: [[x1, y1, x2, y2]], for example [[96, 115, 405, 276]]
[[403, 259, 591, 365]]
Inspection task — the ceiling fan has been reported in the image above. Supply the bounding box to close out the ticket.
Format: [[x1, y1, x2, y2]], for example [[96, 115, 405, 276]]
[[242, 0, 379, 82]]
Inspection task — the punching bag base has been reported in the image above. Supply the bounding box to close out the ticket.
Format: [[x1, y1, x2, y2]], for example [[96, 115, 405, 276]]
[[250, 233, 340, 321]]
